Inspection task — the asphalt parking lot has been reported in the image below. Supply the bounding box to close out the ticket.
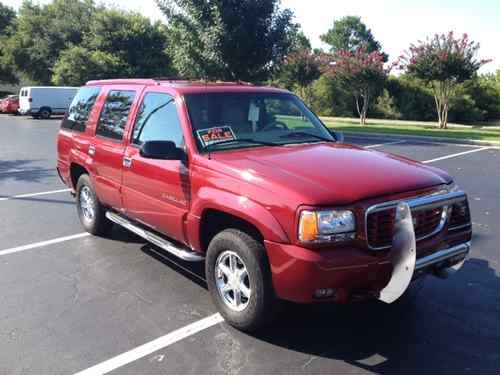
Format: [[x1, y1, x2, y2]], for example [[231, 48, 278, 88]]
[[0, 114, 499, 375]]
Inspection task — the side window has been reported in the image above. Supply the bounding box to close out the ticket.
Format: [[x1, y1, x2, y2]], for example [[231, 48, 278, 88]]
[[96, 90, 136, 141], [132, 92, 183, 147], [61, 86, 101, 132]]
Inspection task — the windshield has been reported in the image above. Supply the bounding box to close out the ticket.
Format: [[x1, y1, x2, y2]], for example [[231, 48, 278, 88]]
[[184, 92, 335, 152]]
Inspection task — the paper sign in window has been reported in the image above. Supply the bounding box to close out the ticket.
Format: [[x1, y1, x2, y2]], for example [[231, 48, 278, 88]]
[[197, 126, 236, 147]]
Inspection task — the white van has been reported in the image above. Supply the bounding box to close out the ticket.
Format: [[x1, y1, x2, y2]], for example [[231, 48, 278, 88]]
[[19, 86, 79, 119]]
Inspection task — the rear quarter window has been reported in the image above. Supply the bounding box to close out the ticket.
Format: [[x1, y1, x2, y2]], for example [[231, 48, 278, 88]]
[[95, 90, 136, 141], [61, 86, 101, 132]]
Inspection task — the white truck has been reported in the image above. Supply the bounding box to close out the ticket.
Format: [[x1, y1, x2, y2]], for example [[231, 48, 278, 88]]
[[19, 86, 79, 119]]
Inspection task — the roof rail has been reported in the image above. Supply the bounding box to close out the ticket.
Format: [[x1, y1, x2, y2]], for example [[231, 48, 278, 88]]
[[155, 77, 254, 86], [86, 78, 157, 86], [85, 77, 255, 86]]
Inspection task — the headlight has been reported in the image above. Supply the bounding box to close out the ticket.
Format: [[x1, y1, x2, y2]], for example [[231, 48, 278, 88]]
[[298, 209, 356, 243]]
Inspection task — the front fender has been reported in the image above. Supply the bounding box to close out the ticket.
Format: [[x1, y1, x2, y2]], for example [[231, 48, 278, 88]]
[[187, 187, 290, 251]]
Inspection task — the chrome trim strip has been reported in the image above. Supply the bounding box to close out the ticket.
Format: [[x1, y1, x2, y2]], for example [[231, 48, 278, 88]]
[[365, 190, 468, 251], [106, 211, 204, 262], [448, 223, 472, 231], [415, 241, 470, 270]]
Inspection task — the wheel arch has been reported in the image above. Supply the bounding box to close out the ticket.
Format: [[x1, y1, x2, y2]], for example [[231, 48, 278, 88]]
[[189, 188, 290, 252], [70, 162, 89, 190]]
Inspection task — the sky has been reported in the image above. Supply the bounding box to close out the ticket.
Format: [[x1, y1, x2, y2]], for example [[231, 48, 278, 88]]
[[3, 0, 499, 73]]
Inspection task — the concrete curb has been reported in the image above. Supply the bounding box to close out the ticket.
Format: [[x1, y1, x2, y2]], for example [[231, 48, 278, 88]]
[[341, 131, 500, 147]]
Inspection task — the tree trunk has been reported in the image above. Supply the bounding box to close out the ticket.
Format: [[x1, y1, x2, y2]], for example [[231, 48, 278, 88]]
[[355, 94, 362, 124], [432, 81, 451, 129], [361, 92, 369, 126], [355, 91, 369, 125]]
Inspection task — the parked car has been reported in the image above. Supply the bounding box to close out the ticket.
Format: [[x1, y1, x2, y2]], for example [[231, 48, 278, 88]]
[[0, 95, 19, 114], [57, 79, 472, 331], [19, 86, 78, 119]]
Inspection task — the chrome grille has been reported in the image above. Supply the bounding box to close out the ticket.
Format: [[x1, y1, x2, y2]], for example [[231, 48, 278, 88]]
[[365, 191, 467, 250]]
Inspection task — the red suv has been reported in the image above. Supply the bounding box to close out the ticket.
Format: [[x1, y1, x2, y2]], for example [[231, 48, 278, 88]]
[[57, 79, 472, 331]]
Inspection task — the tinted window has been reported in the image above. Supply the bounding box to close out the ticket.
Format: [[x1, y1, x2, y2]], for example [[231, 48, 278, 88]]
[[132, 93, 183, 147], [96, 90, 136, 140], [61, 86, 101, 132]]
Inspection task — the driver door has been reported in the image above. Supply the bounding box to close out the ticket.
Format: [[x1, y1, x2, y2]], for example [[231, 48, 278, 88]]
[[121, 91, 189, 243]]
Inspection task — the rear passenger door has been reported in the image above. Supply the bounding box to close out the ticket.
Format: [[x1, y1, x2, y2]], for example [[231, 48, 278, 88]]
[[91, 89, 138, 210], [121, 91, 189, 243]]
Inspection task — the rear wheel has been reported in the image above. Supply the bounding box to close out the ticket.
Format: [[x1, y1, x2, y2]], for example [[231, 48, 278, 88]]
[[206, 229, 276, 332], [76, 174, 113, 236], [39, 107, 51, 119]]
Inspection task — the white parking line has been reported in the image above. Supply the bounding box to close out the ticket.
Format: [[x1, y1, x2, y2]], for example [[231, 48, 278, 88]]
[[74, 313, 224, 375], [0, 188, 71, 202], [0, 233, 90, 257], [423, 147, 490, 164], [365, 140, 406, 148]]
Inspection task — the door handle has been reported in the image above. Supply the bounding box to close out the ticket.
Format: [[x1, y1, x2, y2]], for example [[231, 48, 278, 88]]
[[123, 157, 133, 168], [88, 145, 96, 156]]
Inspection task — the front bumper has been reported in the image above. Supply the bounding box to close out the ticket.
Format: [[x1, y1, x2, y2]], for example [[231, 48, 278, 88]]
[[414, 241, 470, 274], [266, 240, 470, 303]]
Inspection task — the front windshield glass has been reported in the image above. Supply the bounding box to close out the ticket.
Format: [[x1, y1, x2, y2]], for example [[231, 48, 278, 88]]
[[184, 92, 335, 152]]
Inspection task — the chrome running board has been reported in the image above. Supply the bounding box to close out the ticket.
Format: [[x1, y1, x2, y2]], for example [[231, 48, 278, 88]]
[[106, 211, 204, 262]]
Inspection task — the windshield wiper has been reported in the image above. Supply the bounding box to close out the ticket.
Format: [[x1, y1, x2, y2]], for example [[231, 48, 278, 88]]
[[279, 131, 336, 143]]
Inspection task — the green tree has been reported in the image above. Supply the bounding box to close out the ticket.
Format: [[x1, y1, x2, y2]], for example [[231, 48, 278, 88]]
[[0, 2, 16, 35], [7, 0, 96, 84], [374, 89, 402, 119], [385, 75, 435, 121], [0, 3, 17, 84], [400, 32, 489, 128], [461, 73, 500, 121], [309, 75, 352, 117], [52, 46, 127, 86], [158, 0, 299, 82], [321, 16, 382, 55], [85, 9, 172, 78]]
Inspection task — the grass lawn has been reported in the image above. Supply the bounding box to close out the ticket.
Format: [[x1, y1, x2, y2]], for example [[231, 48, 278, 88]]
[[321, 117, 500, 143]]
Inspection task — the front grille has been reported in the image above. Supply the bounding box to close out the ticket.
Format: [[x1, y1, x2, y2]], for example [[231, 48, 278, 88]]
[[366, 206, 445, 249], [366, 208, 396, 249], [413, 207, 444, 238]]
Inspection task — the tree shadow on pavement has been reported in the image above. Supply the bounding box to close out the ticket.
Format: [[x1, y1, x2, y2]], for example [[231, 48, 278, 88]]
[[0, 159, 55, 183]]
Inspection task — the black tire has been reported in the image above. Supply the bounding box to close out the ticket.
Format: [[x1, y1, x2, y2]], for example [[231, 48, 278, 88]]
[[39, 107, 51, 119], [75, 174, 113, 236], [206, 228, 276, 332]]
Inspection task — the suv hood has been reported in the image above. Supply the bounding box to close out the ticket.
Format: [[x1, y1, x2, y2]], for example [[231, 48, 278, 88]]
[[212, 143, 451, 205]]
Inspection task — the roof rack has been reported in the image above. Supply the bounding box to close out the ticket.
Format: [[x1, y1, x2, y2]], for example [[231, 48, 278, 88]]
[[154, 77, 254, 86], [86, 78, 255, 87]]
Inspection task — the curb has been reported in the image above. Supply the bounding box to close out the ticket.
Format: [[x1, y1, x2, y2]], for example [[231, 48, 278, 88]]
[[340, 131, 500, 147]]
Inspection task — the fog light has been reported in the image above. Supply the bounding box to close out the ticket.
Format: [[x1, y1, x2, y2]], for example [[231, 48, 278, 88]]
[[314, 288, 335, 299]]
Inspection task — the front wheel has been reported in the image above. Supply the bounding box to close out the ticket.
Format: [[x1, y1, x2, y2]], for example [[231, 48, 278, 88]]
[[76, 174, 113, 236], [205, 229, 276, 332]]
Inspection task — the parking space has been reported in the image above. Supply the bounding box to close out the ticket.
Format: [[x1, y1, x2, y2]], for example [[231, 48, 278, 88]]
[[1, 114, 499, 374]]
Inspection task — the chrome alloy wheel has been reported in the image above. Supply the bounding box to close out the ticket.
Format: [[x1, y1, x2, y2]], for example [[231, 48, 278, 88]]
[[215, 251, 251, 312], [79, 186, 95, 221]]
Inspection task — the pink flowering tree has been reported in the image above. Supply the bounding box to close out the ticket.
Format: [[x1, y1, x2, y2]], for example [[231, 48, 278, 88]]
[[400, 32, 489, 128], [321, 48, 388, 125]]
